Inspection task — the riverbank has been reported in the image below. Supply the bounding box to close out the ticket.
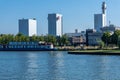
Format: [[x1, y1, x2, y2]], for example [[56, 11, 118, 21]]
[[55, 46, 118, 51], [68, 50, 120, 55]]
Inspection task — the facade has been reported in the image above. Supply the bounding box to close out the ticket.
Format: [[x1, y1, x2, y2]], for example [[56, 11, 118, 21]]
[[48, 13, 63, 36], [65, 30, 86, 46], [86, 29, 103, 46], [72, 36, 86, 46], [94, 2, 107, 32], [94, 14, 106, 32], [88, 32, 103, 46], [19, 18, 37, 36], [86, 29, 96, 46]]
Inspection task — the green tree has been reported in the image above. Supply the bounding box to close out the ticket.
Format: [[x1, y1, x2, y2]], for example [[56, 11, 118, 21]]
[[56, 36, 61, 46], [102, 32, 111, 45], [60, 35, 69, 46], [44, 35, 56, 45], [16, 33, 24, 37], [98, 40, 104, 49], [0, 34, 14, 44], [30, 35, 38, 41], [117, 36, 120, 49], [111, 30, 120, 45], [38, 36, 44, 41], [14, 33, 29, 42], [20, 35, 29, 41]]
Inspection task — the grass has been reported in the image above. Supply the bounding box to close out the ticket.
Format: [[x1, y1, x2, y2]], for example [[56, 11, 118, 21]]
[[68, 49, 120, 55]]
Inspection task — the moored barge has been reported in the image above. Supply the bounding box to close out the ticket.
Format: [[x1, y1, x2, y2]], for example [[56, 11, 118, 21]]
[[0, 41, 56, 51]]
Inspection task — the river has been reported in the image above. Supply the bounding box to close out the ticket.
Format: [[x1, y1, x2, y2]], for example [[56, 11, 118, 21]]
[[0, 51, 120, 80]]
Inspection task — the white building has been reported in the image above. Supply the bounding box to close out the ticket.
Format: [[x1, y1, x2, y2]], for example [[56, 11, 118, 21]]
[[19, 18, 37, 36], [94, 2, 107, 32], [48, 13, 63, 36], [94, 14, 106, 32]]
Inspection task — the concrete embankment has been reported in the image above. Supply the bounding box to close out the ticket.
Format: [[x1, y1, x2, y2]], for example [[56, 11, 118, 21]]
[[68, 50, 120, 55]]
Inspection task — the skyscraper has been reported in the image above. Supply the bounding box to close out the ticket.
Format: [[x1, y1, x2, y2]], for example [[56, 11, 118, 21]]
[[19, 18, 37, 36], [48, 13, 63, 36], [94, 2, 107, 32]]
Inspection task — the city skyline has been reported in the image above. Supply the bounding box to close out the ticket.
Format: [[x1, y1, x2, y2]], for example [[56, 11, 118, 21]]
[[0, 0, 120, 35]]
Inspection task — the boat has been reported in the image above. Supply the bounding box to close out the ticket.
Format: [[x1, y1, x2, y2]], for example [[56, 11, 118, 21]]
[[0, 41, 57, 51]]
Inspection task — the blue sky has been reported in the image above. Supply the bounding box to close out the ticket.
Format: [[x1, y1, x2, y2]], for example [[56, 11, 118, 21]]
[[0, 0, 120, 35]]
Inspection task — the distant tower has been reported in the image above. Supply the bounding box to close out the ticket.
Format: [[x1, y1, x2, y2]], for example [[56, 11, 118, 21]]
[[94, 2, 107, 32], [102, 2, 107, 14], [75, 29, 78, 33], [102, 2, 107, 27]]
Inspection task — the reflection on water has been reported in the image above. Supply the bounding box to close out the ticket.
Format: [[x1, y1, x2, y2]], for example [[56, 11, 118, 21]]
[[24, 53, 39, 80], [48, 52, 66, 80], [0, 52, 120, 80]]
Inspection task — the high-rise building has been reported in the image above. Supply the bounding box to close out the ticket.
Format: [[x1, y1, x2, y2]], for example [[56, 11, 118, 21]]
[[48, 13, 63, 36], [19, 18, 37, 36], [94, 14, 106, 32], [94, 2, 107, 32]]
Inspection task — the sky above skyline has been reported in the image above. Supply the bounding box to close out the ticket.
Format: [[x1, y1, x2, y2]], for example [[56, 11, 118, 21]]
[[0, 0, 120, 35]]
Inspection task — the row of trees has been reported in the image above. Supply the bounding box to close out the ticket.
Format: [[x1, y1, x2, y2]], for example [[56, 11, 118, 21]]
[[0, 33, 69, 46], [101, 30, 120, 47]]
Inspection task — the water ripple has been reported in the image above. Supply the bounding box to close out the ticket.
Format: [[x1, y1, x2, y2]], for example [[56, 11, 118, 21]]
[[0, 52, 120, 80]]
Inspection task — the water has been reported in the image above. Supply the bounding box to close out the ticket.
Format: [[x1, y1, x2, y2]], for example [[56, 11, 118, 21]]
[[0, 51, 120, 80]]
